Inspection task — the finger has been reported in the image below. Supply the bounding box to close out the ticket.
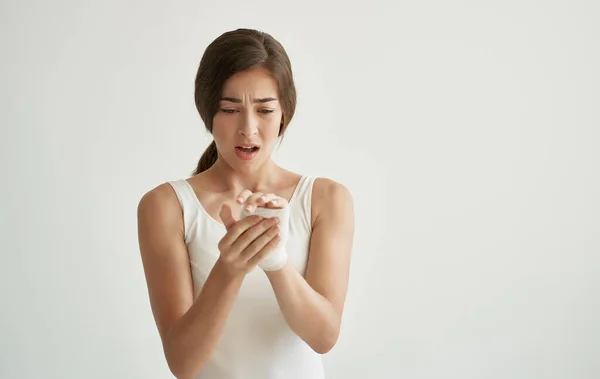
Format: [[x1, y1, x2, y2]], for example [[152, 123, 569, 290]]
[[243, 192, 265, 213], [256, 193, 278, 207], [240, 223, 280, 260], [220, 215, 263, 248], [263, 195, 288, 209], [236, 189, 254, 204], [219, 203, 236, 230], [230, 217, 278, 253], [247, 233, 282, 267]]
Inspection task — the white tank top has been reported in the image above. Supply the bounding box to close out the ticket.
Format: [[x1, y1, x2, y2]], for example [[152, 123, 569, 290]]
[[167, 175, 325, 379]]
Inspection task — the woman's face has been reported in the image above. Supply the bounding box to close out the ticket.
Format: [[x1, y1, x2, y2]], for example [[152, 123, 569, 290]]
[[212, 66, 283, 172]]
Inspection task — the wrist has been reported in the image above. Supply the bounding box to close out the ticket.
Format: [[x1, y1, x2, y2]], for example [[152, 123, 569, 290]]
[[213, 258, 246, 284], [259, 245, 288, 272], [264, 260, 291, 279]]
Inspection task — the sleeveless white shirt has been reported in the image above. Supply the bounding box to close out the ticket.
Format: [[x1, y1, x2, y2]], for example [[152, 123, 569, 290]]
[[167, 175, 325, 379]]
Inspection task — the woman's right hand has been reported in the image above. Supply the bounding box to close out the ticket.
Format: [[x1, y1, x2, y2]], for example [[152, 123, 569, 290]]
[[217, 203, 281, 277]]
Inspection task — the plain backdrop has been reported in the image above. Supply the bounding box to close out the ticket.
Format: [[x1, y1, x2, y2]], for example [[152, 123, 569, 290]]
[[1, 0, 599, 378]]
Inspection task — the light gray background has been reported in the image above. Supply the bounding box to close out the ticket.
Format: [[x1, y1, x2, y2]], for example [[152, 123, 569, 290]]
[[1, 0, 599, 378]]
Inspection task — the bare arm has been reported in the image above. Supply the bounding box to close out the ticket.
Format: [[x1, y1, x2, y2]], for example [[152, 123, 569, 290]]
[[137, 185, 249, 378], [265, 179, 354, 354]]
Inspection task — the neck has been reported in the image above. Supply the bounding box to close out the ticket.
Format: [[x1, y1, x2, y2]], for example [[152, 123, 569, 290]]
[[208, 156, 282, 194]]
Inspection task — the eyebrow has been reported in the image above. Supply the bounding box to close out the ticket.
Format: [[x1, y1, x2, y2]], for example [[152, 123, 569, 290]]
[[220, 96, 278, 104]]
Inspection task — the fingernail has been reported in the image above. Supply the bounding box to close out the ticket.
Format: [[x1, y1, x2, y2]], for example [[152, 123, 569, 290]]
[[245, 205, 252, 212], [271, 200, 278, 205]]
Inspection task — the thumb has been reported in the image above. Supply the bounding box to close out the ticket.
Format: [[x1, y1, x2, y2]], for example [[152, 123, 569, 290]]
[[219, 203, 236, 230]]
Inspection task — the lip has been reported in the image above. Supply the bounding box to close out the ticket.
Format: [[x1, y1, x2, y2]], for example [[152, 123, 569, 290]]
[[235, 146, 260, 161], [236, 143, 260, 148]]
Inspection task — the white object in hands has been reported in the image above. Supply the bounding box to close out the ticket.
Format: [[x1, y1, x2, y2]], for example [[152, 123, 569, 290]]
[[240, 205, 289, 271]]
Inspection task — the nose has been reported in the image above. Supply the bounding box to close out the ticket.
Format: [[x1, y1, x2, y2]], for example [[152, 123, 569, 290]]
[[238, 111, 258, 137]]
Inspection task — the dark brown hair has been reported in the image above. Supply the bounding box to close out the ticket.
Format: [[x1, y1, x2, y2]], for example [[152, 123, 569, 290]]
[[192, 28, 297, 175]]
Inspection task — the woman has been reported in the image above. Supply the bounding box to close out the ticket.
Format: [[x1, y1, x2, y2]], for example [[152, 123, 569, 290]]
[[137, 28, 354, 379]]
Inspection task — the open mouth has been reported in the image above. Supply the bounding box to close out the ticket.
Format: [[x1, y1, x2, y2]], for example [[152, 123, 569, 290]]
[[235, 146, 259, 153], [235, 145, 260, 160]]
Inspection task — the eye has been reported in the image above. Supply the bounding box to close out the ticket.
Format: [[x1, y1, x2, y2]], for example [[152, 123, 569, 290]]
[[220, 108, 236, 114], [259, 109, 274, 114]]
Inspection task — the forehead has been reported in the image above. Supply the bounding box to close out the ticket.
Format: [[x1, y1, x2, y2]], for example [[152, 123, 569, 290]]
[[221, 66, 279, 96]]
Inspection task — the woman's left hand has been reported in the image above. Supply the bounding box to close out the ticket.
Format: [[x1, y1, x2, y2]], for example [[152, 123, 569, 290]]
[[236, 190, 289, 213]]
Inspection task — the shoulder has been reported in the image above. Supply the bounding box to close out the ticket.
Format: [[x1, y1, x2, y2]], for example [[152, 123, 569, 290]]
[[137, 182, 179, 212], [311, 177, 354, 226], [137, 182, 184, 232], [312, 177, 353, 203]]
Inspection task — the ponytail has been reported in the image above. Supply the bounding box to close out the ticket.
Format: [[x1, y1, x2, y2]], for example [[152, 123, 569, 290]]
[[192, 140, 218, 175]]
